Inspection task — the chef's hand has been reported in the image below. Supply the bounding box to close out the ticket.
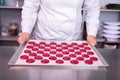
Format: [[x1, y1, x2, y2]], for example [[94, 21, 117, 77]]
[[17, 32, 30, 44], [87, 35, 97, 46]]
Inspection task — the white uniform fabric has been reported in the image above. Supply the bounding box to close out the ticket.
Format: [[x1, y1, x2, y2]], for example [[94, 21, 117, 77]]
[[21, 0, 100, 41]]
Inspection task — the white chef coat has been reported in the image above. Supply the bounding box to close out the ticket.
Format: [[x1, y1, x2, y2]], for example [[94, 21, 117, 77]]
[[21, 0, 100, 41]]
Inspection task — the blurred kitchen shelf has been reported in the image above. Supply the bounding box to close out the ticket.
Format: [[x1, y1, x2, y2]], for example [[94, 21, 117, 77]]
[[97, 38, 120, 49], [0, 36, 19, 46], [97, 38, 120, 43], [0, 36, 18, 41], [100, 9, 120, 12], [0, 6, 22, 10]]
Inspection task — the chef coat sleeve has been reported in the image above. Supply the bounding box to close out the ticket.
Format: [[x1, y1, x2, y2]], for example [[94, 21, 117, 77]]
[[84, 0, 100, 37], [21, 0, 41, 34]]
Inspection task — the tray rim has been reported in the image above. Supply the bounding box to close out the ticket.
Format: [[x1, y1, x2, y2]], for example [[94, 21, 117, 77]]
[[8, 40, 109, 70]]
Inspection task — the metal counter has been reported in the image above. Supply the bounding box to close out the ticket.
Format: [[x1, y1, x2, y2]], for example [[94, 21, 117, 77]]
[[0, 46, 120, 80], [8, 41, 108, 70]]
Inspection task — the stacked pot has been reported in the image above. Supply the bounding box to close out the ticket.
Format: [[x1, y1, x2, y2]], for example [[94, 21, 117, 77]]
[[102, 21, 120, 42]]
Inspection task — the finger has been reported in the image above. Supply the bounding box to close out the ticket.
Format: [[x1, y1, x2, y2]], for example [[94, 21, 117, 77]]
[[90, 40, 97, 46], [17, 37, 24, 44], [17, 36, 26, 44], [87, 38, 96, 46], [17, 32, 30, 44]]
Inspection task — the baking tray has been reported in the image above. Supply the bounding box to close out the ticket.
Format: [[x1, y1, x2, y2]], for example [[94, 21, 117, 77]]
[[8, 40, 109, 70]]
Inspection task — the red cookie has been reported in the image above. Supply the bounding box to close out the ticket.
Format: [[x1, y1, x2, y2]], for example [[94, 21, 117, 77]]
[[20, 55, 29, 59], [61, 42, 67, 45], [63, 56, 71, 60], [49, 56, 57, 60], [34, 56, 43, 60], [50, 51, 56, 54], [76, 57, 84, 61], [56, 59, 64, 64], [32, 48, 38, 51], [62, 47, 68, 49], [41, 59, 49, 64], [73, 47, 79, 50], [75, 51, 81, 55], [87, 51, 94, 55], [82, 54, 89, 58], [44, 48, 50, 51], [71, 42, 78, 45], [50, 42, 57, 45], [34, 44, 40, 47], [38, 46, 45, 49], [56, 44, 62, 47], [24, 50, 31, 53], [78, 45, 84, 48], [70, 60, 79, 64], [43, 53, 50, 57], [84, 60, 93, 65], [63, 51, 69, 55], [68, 49, 74, 52], [45, 44, 51, 47], [67, 44, 73, 47], [26, 58, 35, 63], [84, 47, 91, 50], [50, 46, 56, 49], [39, 42, 46, 45], [80, 49, 86, 52], [90, 57, 98, 61], [28, 41, 35, 45], [29, 53, 37, 56], [82, 43, 88, 46], [37, 50, 44, 54], [26, 45, 33, 49], [56, 49, 62, 52], [56, 53, 63, 57], [69, 54, 76, 58]]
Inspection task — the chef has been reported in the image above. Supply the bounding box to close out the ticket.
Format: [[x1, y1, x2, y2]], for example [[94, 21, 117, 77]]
[[17, 0, 100, 46], [17, 0, 100, 80]]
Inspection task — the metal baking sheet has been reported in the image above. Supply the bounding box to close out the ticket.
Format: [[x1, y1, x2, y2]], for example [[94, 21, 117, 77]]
[[8, 40, 109, 70]]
